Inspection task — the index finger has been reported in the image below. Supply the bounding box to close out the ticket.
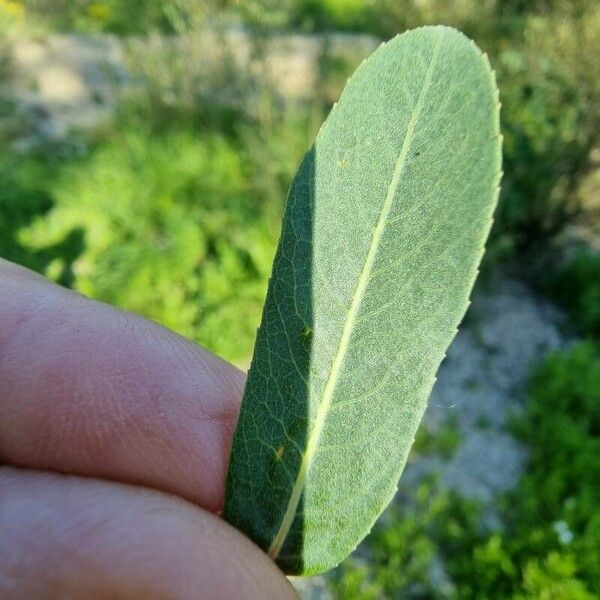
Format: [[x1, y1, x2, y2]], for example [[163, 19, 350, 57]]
[[0, 259, 246, 512]]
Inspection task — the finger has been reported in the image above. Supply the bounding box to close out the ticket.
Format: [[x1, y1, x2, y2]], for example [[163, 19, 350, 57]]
[[0, 467, 296, 599], [0, 259, 246, 512]]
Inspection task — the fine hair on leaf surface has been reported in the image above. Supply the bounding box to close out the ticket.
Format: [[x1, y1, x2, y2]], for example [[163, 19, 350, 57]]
[[224, 25, 502, 576]]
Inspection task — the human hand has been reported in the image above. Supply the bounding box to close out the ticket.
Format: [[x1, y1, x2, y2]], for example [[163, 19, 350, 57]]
[[0, 259, 297, 599]]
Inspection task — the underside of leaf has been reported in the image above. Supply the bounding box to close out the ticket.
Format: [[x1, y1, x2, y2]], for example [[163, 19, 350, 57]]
[[224, 25, 502, 575]]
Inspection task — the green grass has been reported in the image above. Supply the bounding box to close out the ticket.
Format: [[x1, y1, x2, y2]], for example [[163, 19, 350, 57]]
[[3, 101, 319, 363], [16, 126, 278, 363], [544, 249, 600, 339], [413, 416, 462, 459]]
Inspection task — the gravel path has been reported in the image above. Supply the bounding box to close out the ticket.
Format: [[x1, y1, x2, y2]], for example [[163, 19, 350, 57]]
[[424, 273, 566, 500]]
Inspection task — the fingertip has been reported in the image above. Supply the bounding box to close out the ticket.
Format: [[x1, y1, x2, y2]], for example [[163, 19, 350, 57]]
[[0, 468, 297, 600], [0, 260, 246, 511]]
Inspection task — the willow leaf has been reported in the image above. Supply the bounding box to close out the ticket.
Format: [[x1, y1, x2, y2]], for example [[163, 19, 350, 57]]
[[224, 25, 502, 575]]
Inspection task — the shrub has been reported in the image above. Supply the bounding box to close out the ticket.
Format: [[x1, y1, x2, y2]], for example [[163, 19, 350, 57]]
[[20, 0, 212, 34], [17, 127, 281, 363], [545, 249, 600, 338], [0, 149, 61, 272], [494, 5, 600, 247]]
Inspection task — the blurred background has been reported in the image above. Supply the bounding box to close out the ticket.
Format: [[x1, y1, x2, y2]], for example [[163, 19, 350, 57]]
[[1, 1, 599, 597]]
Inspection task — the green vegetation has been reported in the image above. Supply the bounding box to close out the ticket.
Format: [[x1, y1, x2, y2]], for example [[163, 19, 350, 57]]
[[413, 416, 461, 458], [0, 151, 56, 272], [545, 248, 600, 338], [511, 342, 600, 591], [16, 0, 203, 34], [0, 111, 320, 362], [19, 128, 278, 362]]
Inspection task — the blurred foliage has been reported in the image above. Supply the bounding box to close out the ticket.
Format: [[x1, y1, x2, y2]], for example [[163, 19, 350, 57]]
[[1, 0, 324, 362], [19, 128, 278, 362], [413, 415, 461, 459], [513, 342, 600, 590], [0, 150, 55, 270], [0, 0, 25, 23], [17, 0, 600, 251], [332, 342, 600, 598], [496, 4, 600, 248], [544, 247, 600, 339], [18, 0, 215, 33], [450, 341, 600, 598], [0, 0, 25, 74], [13, 110, 319, 363]]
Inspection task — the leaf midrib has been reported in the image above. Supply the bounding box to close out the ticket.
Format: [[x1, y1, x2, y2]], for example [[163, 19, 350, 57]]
[[267, 31, 444, 560]]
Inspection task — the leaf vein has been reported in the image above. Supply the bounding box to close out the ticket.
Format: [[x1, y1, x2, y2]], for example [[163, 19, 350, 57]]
[[266, 30, 445, 560]]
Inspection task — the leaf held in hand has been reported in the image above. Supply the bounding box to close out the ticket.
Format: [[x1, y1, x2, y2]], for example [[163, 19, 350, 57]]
[[224, 25, 502, 575]]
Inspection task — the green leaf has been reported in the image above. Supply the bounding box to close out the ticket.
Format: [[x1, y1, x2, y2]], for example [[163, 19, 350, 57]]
[[224, 25, 502, 575]]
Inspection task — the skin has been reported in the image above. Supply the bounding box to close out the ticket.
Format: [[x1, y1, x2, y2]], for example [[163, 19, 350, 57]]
[[0, 258, 297, 599]]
